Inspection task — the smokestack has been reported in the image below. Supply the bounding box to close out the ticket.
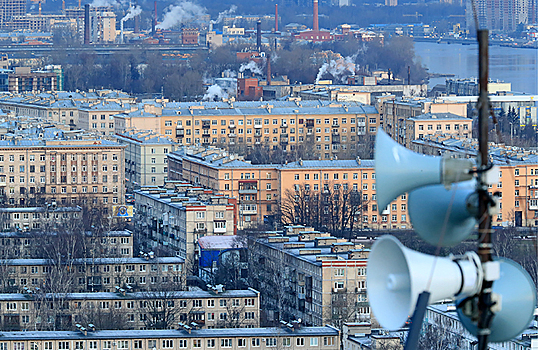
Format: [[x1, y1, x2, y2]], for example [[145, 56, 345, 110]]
[[134, 14, 140, 33], [256, 20, 261, 52], [313, 0, 319, 32], [62, 0, 65, 13], [275, 4, 278, 32], [152, 1, 157, 36], [120, 19, 124, 44], [267, 52, 271, 86], [84, 4, 90, 45], [407, 66, 411, 85]]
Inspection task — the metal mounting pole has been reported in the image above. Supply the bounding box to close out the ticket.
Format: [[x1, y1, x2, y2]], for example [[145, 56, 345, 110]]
[[476, 28, 494, 350]]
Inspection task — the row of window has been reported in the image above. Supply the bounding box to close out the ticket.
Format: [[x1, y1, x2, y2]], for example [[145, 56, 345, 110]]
[[417, 123, 469, 131], [0, 154, 118, 162], [295, 173, 375, 181], [0, 337, 335, 350], [172, 117, 366, 126]]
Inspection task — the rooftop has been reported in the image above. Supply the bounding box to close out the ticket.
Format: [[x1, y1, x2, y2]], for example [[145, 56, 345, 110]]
[[0, 326, 338, 340]]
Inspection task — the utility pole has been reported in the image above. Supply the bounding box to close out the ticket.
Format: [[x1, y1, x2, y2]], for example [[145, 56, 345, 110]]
[[476, 28, 494, 350]]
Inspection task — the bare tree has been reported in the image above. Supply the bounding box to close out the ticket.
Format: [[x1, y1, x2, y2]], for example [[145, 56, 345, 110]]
[[418, 319, 464, 350], [280, 182, 366, 237], [141, 290, 183, 329]]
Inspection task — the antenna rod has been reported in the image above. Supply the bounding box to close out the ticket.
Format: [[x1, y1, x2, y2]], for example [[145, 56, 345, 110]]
[[476, 28, 494, 350]]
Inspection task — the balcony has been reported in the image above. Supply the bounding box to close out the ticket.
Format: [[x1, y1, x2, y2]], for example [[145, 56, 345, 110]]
[[228, 124, 236, 128], [530, 200, 538, 210], [332, 136, 340, 144], [214, 226, 227, 234], [228, 133, 237, 138], [332, 287, 347, 293], [0, 178, 5, 186], [176, 130, 184, 137], [254, 124, 262, 129], [280, 138, 288, 145], [241, 208, 257, 215], [239, 188, 257, 194], [194, 228, 207, 234], [202, 122, 211, 129]]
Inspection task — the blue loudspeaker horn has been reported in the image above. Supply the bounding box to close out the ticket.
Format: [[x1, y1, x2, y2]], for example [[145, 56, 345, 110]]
[[457, 258, 537, 343], [408, 180, 478, 247], [367, 235, 482, 330], [375, 129, 474, 210]]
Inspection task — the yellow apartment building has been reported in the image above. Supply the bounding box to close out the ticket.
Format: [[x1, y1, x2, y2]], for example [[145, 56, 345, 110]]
[[404, 113, 472, 147], [168, 148, 410, 230], [114, 101, 379, 160], [0, 137, 126, 214]]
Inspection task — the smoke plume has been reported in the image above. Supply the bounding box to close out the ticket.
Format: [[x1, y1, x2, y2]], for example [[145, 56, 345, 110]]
[[315, 50, 362, 84], [90, 0, 118, 7], [203, 84, 228, 101], [239, 61, 264, 76], [157, 1, 206, 30], [210, 5, 237, 24], [122, 5, 142, 22]]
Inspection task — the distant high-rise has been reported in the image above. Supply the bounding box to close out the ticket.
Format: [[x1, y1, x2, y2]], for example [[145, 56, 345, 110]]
[[385, 0, 398, 6], [466, 0, 533, 32], [0, 0, 26, 28]]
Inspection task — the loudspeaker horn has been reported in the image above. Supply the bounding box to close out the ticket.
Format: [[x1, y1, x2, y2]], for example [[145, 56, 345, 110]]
[[367, 235, 482, 330], [408, 180, 478, 247], [457, 258, 536, 342], [375, 129, 474, 210]]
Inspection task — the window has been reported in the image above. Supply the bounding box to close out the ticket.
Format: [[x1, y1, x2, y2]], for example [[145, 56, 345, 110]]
[[324, 337, 335, 346], [283, 338, 291, 347], [207, 340, 215, 348], [162, 340, 174, 348], [266, 339, 277, 347], [221, 339, 232, 348], [296, 338, 305, 346]]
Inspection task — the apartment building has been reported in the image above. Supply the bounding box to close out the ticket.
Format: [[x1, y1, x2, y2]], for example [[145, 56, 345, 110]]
[[168, 148, 411, 230], [0, 205, 81, 232], [0, 326, 340, 350], [404, 112, 472, 148], [250, 227, 369, 327], [0, 288, 260, 331], [0, 230, 133, 259], [114, 100, 379, 160], [380, 97, 468, 145], [116, 130, 177, 190], [78, 101, 127, 136], [0, 256, 185, 293], [0, 90, 134, 125], [134, 184, 236, 271], [412, 136, 538, 227], [0, 129, 126, 213]]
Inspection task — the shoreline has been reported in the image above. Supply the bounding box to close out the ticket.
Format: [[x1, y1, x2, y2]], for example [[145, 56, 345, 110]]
[[413, 37, 538, 49]]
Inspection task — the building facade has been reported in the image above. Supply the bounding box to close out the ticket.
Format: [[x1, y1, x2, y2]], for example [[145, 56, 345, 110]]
[[168, 148, 411, 230], [116, 130, 177, 190], [250, 226, 369, 327], [0, 133, 126, 214], [0, 256, 185, 294], [0, 288, 260, 331], [0, 326, 340, 350], [133, 184, 236, 272]]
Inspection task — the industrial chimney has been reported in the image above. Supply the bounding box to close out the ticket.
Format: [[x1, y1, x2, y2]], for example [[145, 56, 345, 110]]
[[256, 20, 261, 52], [313, 0, 319, 32], [152, 1, 157, 36], [84, 4, 90, 45], [275, 4, 278, 32], [267, 52, 271, 86], [134, 13, 140, 33]]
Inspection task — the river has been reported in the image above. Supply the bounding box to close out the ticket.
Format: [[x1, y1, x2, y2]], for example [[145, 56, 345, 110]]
[[413, 41, 538, 94]]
